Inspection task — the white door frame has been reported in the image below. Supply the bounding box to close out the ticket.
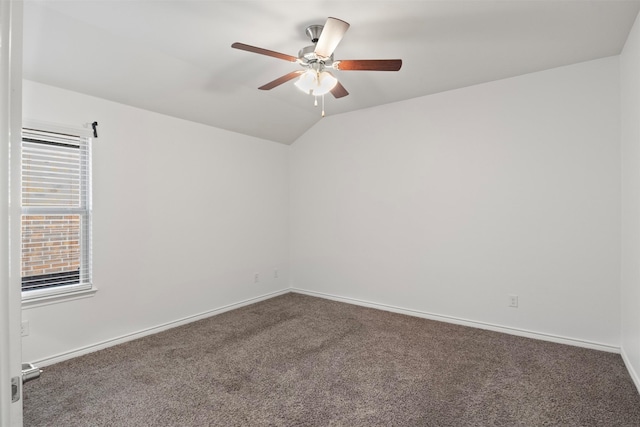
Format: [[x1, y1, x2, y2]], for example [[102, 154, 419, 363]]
[[0, 0, 23, 425]]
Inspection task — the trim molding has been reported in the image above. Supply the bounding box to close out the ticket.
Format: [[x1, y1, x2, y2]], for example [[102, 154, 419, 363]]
[[621, 347, 640, 393], [23, 118, 94, 138], [291, 288, 620, 354], [33, 288, 290, 367], [22, 286, 98, 310], [32, 287, 623, 367]]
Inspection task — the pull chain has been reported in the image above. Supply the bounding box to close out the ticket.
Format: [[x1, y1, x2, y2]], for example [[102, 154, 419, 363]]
[[311, 95, 326, 117]]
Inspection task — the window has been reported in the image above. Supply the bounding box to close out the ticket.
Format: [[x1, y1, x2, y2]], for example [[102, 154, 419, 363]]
[[21, 128, 93, 302]]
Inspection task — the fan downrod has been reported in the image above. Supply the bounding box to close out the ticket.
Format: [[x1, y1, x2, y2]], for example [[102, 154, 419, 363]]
[[305, 25, 323, 43]]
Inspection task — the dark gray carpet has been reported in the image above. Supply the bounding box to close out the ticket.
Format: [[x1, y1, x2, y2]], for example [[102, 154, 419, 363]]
[[23, 293, 640, 426]]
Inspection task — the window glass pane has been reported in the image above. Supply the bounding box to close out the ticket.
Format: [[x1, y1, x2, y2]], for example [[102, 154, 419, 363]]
[[21, 214, 81, 291], [22, 139, 83, 207]]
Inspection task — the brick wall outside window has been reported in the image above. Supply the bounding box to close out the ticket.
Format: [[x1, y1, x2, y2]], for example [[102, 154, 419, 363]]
[[21, 214, 81, 278]]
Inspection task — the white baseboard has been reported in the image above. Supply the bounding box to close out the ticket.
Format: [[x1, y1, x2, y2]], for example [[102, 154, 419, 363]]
[[291, 288, 620, 354], [34, 286, 622, 368], [621, 347, 640, 394], [34, 288, 290, 367]]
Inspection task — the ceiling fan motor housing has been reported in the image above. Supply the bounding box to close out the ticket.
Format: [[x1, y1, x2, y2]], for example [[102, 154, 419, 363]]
[[298, 45, 334, 66]]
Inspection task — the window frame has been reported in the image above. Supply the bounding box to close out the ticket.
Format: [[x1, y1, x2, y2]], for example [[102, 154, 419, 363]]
[[20, 123, 96, 308]]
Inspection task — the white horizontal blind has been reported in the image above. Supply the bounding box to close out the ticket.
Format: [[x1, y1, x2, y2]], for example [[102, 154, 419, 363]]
[[21, 128, 92, 297]]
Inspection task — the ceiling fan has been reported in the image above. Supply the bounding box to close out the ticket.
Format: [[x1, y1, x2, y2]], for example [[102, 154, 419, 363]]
[[232, 17, 402, 115]]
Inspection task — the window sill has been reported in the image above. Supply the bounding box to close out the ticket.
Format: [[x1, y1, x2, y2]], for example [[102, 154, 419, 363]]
[[22, 286, 98, 310]]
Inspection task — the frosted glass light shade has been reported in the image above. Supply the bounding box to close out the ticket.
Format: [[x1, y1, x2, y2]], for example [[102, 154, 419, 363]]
[[294, 70, 338, 96], [294, 70, 317, 94], [316, 72, 338, 95]]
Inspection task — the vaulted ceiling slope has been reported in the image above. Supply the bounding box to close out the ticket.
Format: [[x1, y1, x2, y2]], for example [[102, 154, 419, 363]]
[[23, 1, 640, 145]]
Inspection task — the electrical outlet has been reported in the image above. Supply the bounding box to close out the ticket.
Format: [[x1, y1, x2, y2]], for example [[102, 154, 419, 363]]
[[508, 294, 519, 308], [254, 273, 259, 283], [21, 320, 29, 337], [274, 268, 279, 279]]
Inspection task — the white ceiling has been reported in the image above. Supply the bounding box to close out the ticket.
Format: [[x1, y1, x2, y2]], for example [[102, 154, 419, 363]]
[[23, 0, 640, 145]]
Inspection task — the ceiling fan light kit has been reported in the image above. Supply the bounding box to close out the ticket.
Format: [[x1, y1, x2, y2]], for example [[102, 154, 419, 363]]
[[294, 70, 338, 96], [232, 17, 403, 117]]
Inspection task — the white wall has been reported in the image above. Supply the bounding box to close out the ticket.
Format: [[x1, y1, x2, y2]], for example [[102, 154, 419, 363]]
[[291, 57, 621, 349], [21, 80, 290, 363], [21, 52, 628, 366], [621, 11, 640, 390]]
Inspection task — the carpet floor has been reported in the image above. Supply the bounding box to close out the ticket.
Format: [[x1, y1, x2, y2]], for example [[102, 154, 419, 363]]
[[23, 293, 640, 426]]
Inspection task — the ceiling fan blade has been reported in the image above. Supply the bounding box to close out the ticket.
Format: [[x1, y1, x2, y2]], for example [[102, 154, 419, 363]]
[[335, 59, 403, 71], [330, 81, 349, 98], [314, 17, 350, 58], [231, 42, 298, 62], [258, 70, 304, 90]]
